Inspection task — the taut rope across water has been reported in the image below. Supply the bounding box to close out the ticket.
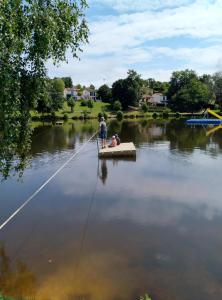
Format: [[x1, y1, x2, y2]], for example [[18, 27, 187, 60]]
[[0, 130, 99, 232]]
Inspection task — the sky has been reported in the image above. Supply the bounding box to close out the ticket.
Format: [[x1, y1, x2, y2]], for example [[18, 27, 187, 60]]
[[47, 0, 222, 87]]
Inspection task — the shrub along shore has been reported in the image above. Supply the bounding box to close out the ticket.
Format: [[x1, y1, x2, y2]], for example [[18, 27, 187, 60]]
[[30, 100, 207, 122]]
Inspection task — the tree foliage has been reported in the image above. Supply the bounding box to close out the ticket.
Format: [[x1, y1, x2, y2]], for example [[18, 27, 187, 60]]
[[0, 0, 89, 178], [212, 72, 222, 103], [97, 84, 112, 103], [112, 70, 143, 109], [67, 96, 75, 112], [62, 77, 73, 88], [167, 70, 210, 112]]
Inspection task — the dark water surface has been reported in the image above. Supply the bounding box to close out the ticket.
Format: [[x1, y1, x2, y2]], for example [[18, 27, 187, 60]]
[[1, 119, 222, 300]]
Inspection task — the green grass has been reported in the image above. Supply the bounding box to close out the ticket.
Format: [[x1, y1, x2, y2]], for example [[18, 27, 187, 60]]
[[30, 101, 111, 119]]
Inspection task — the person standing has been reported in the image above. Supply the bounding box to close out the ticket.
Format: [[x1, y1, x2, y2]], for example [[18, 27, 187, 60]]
[[99, 117, 107, 149]]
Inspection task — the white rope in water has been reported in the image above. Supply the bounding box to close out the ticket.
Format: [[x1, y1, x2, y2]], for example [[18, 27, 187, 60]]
[[0, 131, 98, 232]]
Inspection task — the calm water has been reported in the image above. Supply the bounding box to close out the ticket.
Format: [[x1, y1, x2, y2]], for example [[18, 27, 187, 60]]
[[1, 119, 222, 300]]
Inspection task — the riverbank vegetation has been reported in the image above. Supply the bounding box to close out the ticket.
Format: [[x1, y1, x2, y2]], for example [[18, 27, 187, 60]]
[[32, 69, 222, 121]]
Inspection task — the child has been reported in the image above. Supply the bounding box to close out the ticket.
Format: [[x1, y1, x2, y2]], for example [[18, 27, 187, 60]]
[[109, 136, 117, 147], [115, 134, 121, 145]]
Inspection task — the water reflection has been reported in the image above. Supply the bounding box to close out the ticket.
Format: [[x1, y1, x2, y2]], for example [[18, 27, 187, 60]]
[[1, 119, 222, 300], [98, 159, 108, 185], [0, 113, 32, 180], [0, 245, 36, 298]]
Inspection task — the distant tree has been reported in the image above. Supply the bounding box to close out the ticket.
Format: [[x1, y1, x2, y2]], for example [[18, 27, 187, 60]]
[[112, 70, 143, 109], [142, 103, 148, 113], [145, 78, 169, 94], [212, 72, 222, 104], [113, 100, 122, 111], [62, 77, 73, 88], [170, 78, 210, 112], [76, 84, 83, 96], [67, 96, 75, 113], [97, 84, 112, 103], [50, 78, 65, 111], [167, 69, 198, 100], [200, 74, 215, 103], [87, 99, 94, 108]]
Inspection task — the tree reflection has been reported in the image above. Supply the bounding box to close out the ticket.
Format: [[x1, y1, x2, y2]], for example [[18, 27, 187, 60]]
[[0, 112, 32, 180], [0, 245, 36, 299]]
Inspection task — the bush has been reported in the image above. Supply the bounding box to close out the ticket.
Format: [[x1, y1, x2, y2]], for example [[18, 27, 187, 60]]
[[80, 99, 87, 106], [51, 111, 56, 119], [103, 112, 108, 120], [98, 112, 103, 119], [129, 114, 135, 119], [175, 112, 180, 118], [162, 112, 169, 118], [116, 110, 123, 120], [113, 100, 122, 111], [63, 114, 68, 121], [87, 100, 94, 108], [152, 112, 158, 119], [142, 103, 148, 113]]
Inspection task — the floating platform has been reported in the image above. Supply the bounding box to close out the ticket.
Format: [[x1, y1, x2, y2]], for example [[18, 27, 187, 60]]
[[186, 119, 222, 125], [55, 121, 64, 126], [98, 142, 136, 158]]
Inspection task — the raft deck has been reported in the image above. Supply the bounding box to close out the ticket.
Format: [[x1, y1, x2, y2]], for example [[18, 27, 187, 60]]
[[98, 142, 136, 158]]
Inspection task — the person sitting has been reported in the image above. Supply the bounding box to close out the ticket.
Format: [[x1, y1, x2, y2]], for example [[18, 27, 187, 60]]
[[115, 133, 121, 145], [109, 136, 117, 147]]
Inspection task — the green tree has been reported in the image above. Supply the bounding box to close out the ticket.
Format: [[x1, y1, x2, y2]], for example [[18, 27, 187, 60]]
[[142, 102, 148, 112], [112, 70, 143, 109], [67, 96, 75, 113], [167, 69, 198, 100], [170, 78, 210, 112], [97, 84, 112, 103], [87, 99, 94, 108], [168, 70, 210, 111], [212, 72, 222, 105], [50, 78, 65, 112], [113, 100, 122, 111], [0, 0, 88, 178], [200, 74, 215, 103], [62, 77, 73, 88]]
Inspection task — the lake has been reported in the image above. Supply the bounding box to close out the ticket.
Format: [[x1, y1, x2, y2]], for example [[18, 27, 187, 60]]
[[1, 119, 222, 300]]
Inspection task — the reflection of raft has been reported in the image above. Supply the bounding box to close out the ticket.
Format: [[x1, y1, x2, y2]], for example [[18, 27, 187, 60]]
[[98, 142, 136, 158]]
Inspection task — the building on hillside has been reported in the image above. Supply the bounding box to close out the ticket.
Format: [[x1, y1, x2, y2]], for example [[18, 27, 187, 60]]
[[82, 88, 97, 101], [64, 87, 97, 101], [64, 87, 78, 100], [143, 93, 167, 106]]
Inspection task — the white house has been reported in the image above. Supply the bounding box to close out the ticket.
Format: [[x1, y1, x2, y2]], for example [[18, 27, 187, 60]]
[[64, 88, 78, 100], [144, 93, 167, 105], [64, 87, 97, 101], [82, 88, 97, 101]]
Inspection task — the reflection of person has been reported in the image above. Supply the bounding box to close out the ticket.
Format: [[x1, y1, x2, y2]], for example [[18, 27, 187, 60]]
[[115, 133, 121, 145], [99, 117, 107, 149], [109, 136, 117, 147], [99, 159, 108, 185]]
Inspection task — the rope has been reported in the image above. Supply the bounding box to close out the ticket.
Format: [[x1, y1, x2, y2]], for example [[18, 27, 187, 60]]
[[0, 131, 98, 232]]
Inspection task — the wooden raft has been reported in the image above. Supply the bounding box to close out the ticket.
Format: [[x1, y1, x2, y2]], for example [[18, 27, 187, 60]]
[[98, 142, 136, 158]]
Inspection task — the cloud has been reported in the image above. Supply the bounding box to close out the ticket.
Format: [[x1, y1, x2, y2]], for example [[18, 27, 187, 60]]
[[89, 0, 194, 13], [47, 0, 222, 86]]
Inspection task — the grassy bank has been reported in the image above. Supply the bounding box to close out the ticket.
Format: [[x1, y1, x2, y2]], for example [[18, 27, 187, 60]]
[[30, 100, 211, 121]]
